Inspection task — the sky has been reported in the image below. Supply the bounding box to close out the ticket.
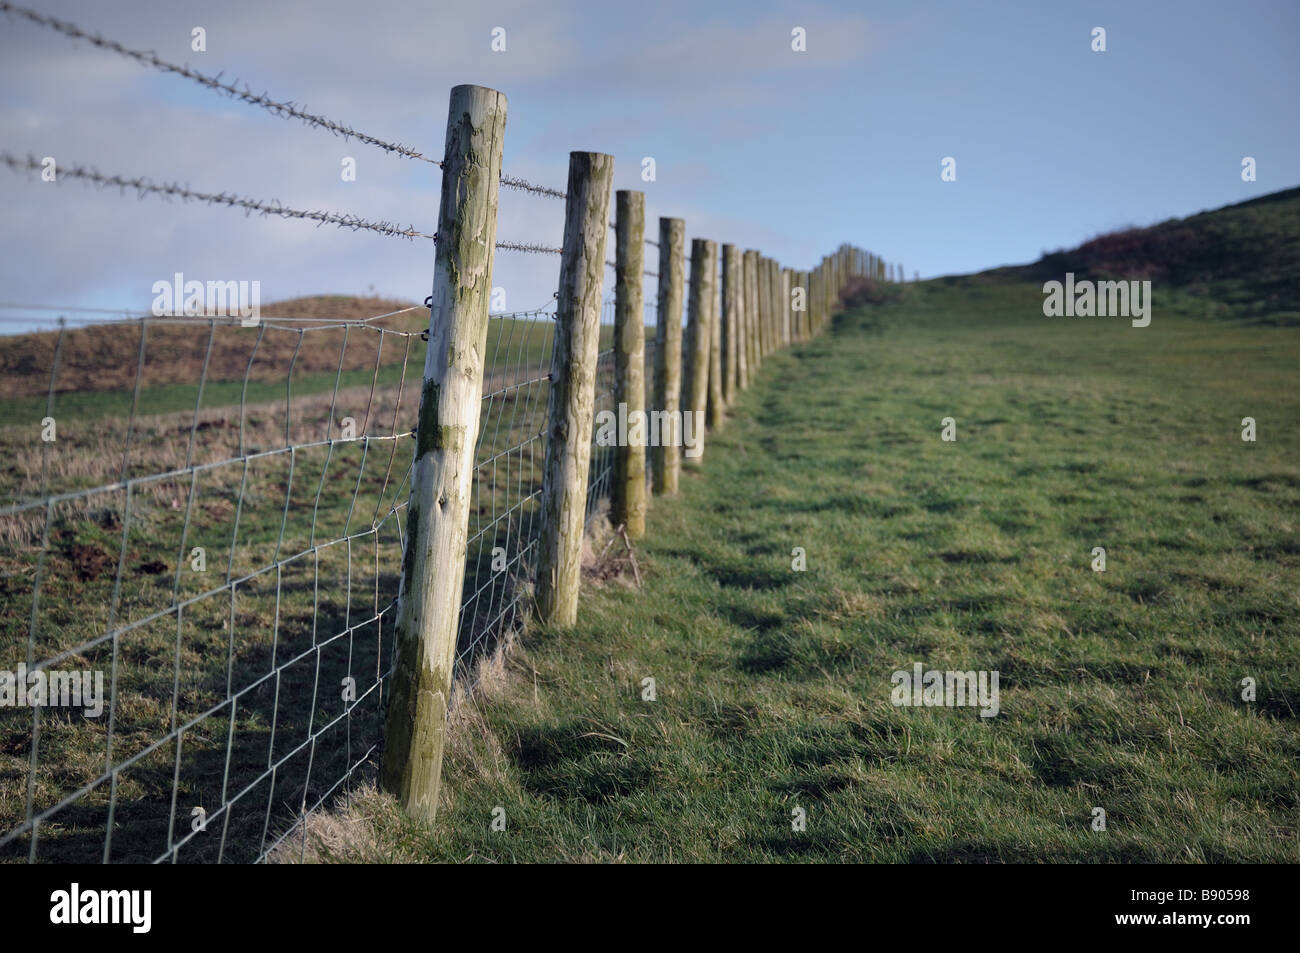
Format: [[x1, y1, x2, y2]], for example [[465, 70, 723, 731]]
[[1, 0, 1297, 331]]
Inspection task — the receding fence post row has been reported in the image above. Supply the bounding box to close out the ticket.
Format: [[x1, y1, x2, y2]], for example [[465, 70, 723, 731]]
[[535, 152, 615, 627], [722, 244, 740, 402], [379, 85, 507, 822], [652, 217, 686, 495], [683, 238, 717, 464], [613, 190, 646, 538]]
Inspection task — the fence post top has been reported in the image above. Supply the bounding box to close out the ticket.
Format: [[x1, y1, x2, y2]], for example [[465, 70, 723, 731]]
[[448, 84, 507, 105], [569, 150, 614, 161], [616, 189, 645, 200]]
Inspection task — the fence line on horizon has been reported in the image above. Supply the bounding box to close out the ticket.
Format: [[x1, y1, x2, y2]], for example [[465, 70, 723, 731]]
[[0, 5, 905, 863]]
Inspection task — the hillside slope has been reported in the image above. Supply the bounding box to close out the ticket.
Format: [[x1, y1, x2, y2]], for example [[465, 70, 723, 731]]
[[983, 186, 1300, 323], [288, 274, 1299, 863]]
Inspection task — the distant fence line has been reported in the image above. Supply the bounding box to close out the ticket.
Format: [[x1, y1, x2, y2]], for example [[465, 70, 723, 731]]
[[0, 18, 903, 862]]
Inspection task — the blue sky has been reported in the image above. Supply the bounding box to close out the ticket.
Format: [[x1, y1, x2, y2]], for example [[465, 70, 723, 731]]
[[1, 0, 1296, 330]]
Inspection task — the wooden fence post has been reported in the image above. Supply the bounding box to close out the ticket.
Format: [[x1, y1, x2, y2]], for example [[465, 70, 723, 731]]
[[652, 217, 686, 495], [771, 259, 782, 348], [781, 267, 791, 347], [613, 189, 646, 538], [379, 84, 507, 822], [825, 255, 833, 319], [742, 250, 757, 378], [760, 258, 770, 356], [800, 270, 810, 340], [535, 151, 615, 627], [769, 258, 779, 352], [707, 246, 725, 430], [683, 238, 717, 463], [791, 270, 802, 342], [810, 264, 820, 332], [722, 243, 741, 402]]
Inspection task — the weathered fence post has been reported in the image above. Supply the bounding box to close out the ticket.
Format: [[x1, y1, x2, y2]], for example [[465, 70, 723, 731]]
[[379, 84, 507, 822], [613, 189, 646, 538], [652, 217, 686, 495], [810, 264, 820, 332], [769, 258, 779, 352], [781, 267, 792, 347], [722, 243, 741, 402], [535, 151, 615, 627], [759, 258, 770, 357], [791, 270, 802, 342], [707, 247, 725, 430], [770, 259, 782, 349], [744, 250, 760, 377], [683, 238, 717, 463], [799, 270, 810, 340]]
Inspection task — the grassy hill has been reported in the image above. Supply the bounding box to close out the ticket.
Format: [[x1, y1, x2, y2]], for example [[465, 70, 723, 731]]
[[284, 190, 1300, 863], [984, 186, 1300, 324]]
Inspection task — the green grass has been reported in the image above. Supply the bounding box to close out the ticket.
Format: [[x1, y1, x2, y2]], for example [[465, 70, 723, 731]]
[[338, 276, 1299, 863]]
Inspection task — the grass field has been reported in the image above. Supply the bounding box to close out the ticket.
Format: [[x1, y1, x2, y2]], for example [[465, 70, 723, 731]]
[[297, 272, 1300, 863]]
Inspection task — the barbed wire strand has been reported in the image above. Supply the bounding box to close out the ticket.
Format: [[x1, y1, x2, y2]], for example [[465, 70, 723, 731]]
[[1, 152, 562, 253], [0, 2, 435, 166], [1, 151, 429, 239], [501, 173, 565, 200], [0, 1, 566, 201]]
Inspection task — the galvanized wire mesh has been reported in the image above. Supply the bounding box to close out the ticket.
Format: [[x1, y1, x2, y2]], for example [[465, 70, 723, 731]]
[[0, 300, 586, 863], [457, 309, 555, 687], [0, 307, 428, 863]]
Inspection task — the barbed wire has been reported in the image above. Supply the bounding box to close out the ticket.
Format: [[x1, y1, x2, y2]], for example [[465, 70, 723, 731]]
[[496, 240, 562, 255], [0, 1, 436, 166], [501, 173, 565, 200], [0, 2, 567, 201], [1, 151, 431, 239], [2, 152, 567, 253]]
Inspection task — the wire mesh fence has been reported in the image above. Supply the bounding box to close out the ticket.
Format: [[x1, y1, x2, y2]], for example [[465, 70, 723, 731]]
[[457, 309, 554, 689], [0, 308, 431, 863], [0, 296, 660, 862]]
